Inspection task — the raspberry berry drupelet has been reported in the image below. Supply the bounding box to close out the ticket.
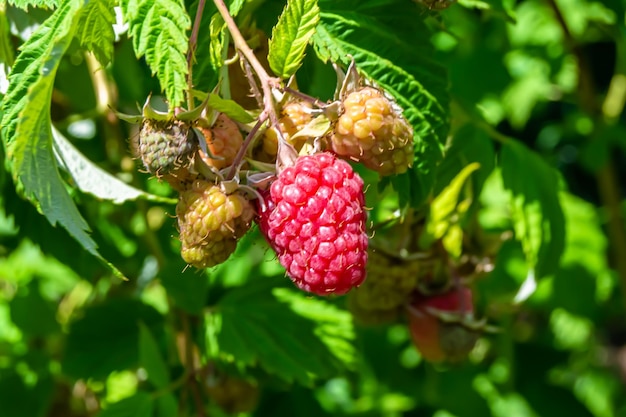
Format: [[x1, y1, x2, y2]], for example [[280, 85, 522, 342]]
[[177, 179, 255, 268], [329, 86, 414, 176], [257, 152, 369, 296]]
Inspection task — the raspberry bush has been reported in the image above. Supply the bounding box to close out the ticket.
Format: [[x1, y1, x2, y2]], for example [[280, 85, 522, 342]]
[[1, 0, 625, 416]]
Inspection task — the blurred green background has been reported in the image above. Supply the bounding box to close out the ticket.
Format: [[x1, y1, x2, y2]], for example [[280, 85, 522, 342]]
[[1, 0, 626, 416]]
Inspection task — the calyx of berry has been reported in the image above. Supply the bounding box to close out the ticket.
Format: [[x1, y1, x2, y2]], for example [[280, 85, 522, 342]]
[[407, 286, 493, 363]]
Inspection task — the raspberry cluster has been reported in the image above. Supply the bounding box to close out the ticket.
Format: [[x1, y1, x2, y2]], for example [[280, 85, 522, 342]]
[[407, 286, 481, 363], [118, 22, 496, 376], [124, 56, 491, 319], [126, 100, 256, 269]]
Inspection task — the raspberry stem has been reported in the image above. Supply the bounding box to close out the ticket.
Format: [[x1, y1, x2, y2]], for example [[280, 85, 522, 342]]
[[226, 113, 268, 180], [241, 56, 264, 109], [213, 0, 288, 171], [282, 86, 327, 109], [187, 0, 207, 109], [213, 0, 278, 115]]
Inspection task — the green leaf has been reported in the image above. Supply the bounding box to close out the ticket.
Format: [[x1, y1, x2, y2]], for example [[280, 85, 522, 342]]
[[420, 162, 480, 255], [0, 0, 125, 279], [9, 282, 60, 337], [268, 0, 320, 79], [0, 8, 15, 68], [138, 322, 170, 389], [0, 368, 54, 417], [207, 93, 255, 123], [501, 140, 565, 279], [7, 0, 59, 9], [98, 392, 154, 417], [52, 127, 177, 204], [75, 0, 116, 65], [313, 0, 449, 206], [206, 279, 355, 385], [123, 0, 191, 106], [272, 287, 356, 369], [1, 0, 77, 144], [457, 0, 516, 22], [63, 298, 164, 379], [208, 12, 226, 74], [154, 394, 178, 417], [159, 262, 209, 314], [434, 124, 495, 198]]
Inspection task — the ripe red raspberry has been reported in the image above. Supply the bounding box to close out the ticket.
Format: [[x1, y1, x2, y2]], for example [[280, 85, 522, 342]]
[[256, 152, 368, 295], [407, 286, 479, 362], [177, 180, 254, 268], [199, 114, 243, 169], [329, 87, 413, 176]]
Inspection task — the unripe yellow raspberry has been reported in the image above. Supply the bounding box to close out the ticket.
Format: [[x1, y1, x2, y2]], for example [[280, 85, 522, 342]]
[[176, 180, 254, 268], [330, 87, 414, 176]]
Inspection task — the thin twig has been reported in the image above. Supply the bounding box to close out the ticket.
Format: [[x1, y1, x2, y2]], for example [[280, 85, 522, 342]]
[[226, 113, 268, 180], [545, 0, 596, 114], [283, 86, 328, 108], [213, 0, 280, 136], [213, 0, 271, 84], [241, 56, 264, 109], [187, 0, 208, 109], [180, 312, 207, 417]]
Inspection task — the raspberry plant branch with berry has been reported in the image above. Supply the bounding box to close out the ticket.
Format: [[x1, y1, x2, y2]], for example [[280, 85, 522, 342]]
[[0, 0, 624, 416]]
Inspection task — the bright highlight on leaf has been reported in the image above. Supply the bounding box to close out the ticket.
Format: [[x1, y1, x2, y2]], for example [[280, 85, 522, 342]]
[[501, 140, 565, 278], [205, 279, 356, 385], [123, 0, 191, 106], [7, 0, 59, 10], [207, 93, 255, 123], [421, 162, 480, 257], [268, 0, 320, 79], [52, 127, 177, 205], [75, 0, 116, 65], [0, 0, 125, 279]]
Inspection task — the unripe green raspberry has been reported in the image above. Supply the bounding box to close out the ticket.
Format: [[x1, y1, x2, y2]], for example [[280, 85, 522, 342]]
[[177, 180, 254, 268], [330, 87, 413, 176], [352, 250, 420, 311], [347, 291, 400, 326], [137, 119, 197, 176]]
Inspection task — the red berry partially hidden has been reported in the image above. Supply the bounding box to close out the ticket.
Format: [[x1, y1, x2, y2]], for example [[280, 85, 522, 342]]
[[257, 152, 368, 295], [407, 286, 479, 362]]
